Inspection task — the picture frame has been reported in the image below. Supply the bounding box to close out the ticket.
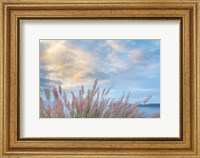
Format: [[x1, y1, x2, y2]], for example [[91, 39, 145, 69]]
[[0, 0, 199, 157]]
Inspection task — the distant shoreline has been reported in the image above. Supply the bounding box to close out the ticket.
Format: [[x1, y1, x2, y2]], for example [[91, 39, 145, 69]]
[[138, 103, 160, 107]]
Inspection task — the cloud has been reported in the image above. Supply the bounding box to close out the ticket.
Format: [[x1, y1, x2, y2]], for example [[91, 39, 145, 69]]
[[106, 40, 124, 52], [105, 53, 128, 72], [129, 87, 156, 92], [40, 39, 160, 103], [40, 40, 96, 89], [150, 40, 160, 47], [128, 48, 144, 63], [40, 77, 62, 88]]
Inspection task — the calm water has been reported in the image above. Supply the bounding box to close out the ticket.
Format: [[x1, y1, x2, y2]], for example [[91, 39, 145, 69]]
[[137, 104, 160, 117]]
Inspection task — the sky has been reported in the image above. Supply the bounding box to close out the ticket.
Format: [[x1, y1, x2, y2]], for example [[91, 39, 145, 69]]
[[40, 39, 160, 103]]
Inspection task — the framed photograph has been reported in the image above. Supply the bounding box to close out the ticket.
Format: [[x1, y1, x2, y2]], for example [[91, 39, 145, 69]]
[[39, 39, 160, 119], [0, 0, 199, 157]]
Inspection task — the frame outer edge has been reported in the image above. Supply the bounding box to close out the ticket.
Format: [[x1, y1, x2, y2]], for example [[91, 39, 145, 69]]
[[195, 2, 198, 156], [1, 0, 200, 157], [197, 0, 200, 157], [0, 0, 3, 155], [0, 0, 199, 3], [191, 2, 198, 155], [0, 1, 3, 157]]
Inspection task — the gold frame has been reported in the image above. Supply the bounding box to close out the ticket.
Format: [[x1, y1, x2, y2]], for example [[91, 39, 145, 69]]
[[0, 0, 199, 157]]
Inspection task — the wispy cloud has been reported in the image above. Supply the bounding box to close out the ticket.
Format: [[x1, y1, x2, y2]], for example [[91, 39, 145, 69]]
[[106, 40, 124, 52], [40, 40, 96, 89], [128, 48, 144, 63]]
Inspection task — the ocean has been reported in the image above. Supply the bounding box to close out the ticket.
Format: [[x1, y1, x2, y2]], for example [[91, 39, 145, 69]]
[[137, 103, 160, 117]]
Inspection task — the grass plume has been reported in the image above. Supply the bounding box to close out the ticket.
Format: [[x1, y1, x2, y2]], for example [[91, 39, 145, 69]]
[[40, 79, 157, 118]]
